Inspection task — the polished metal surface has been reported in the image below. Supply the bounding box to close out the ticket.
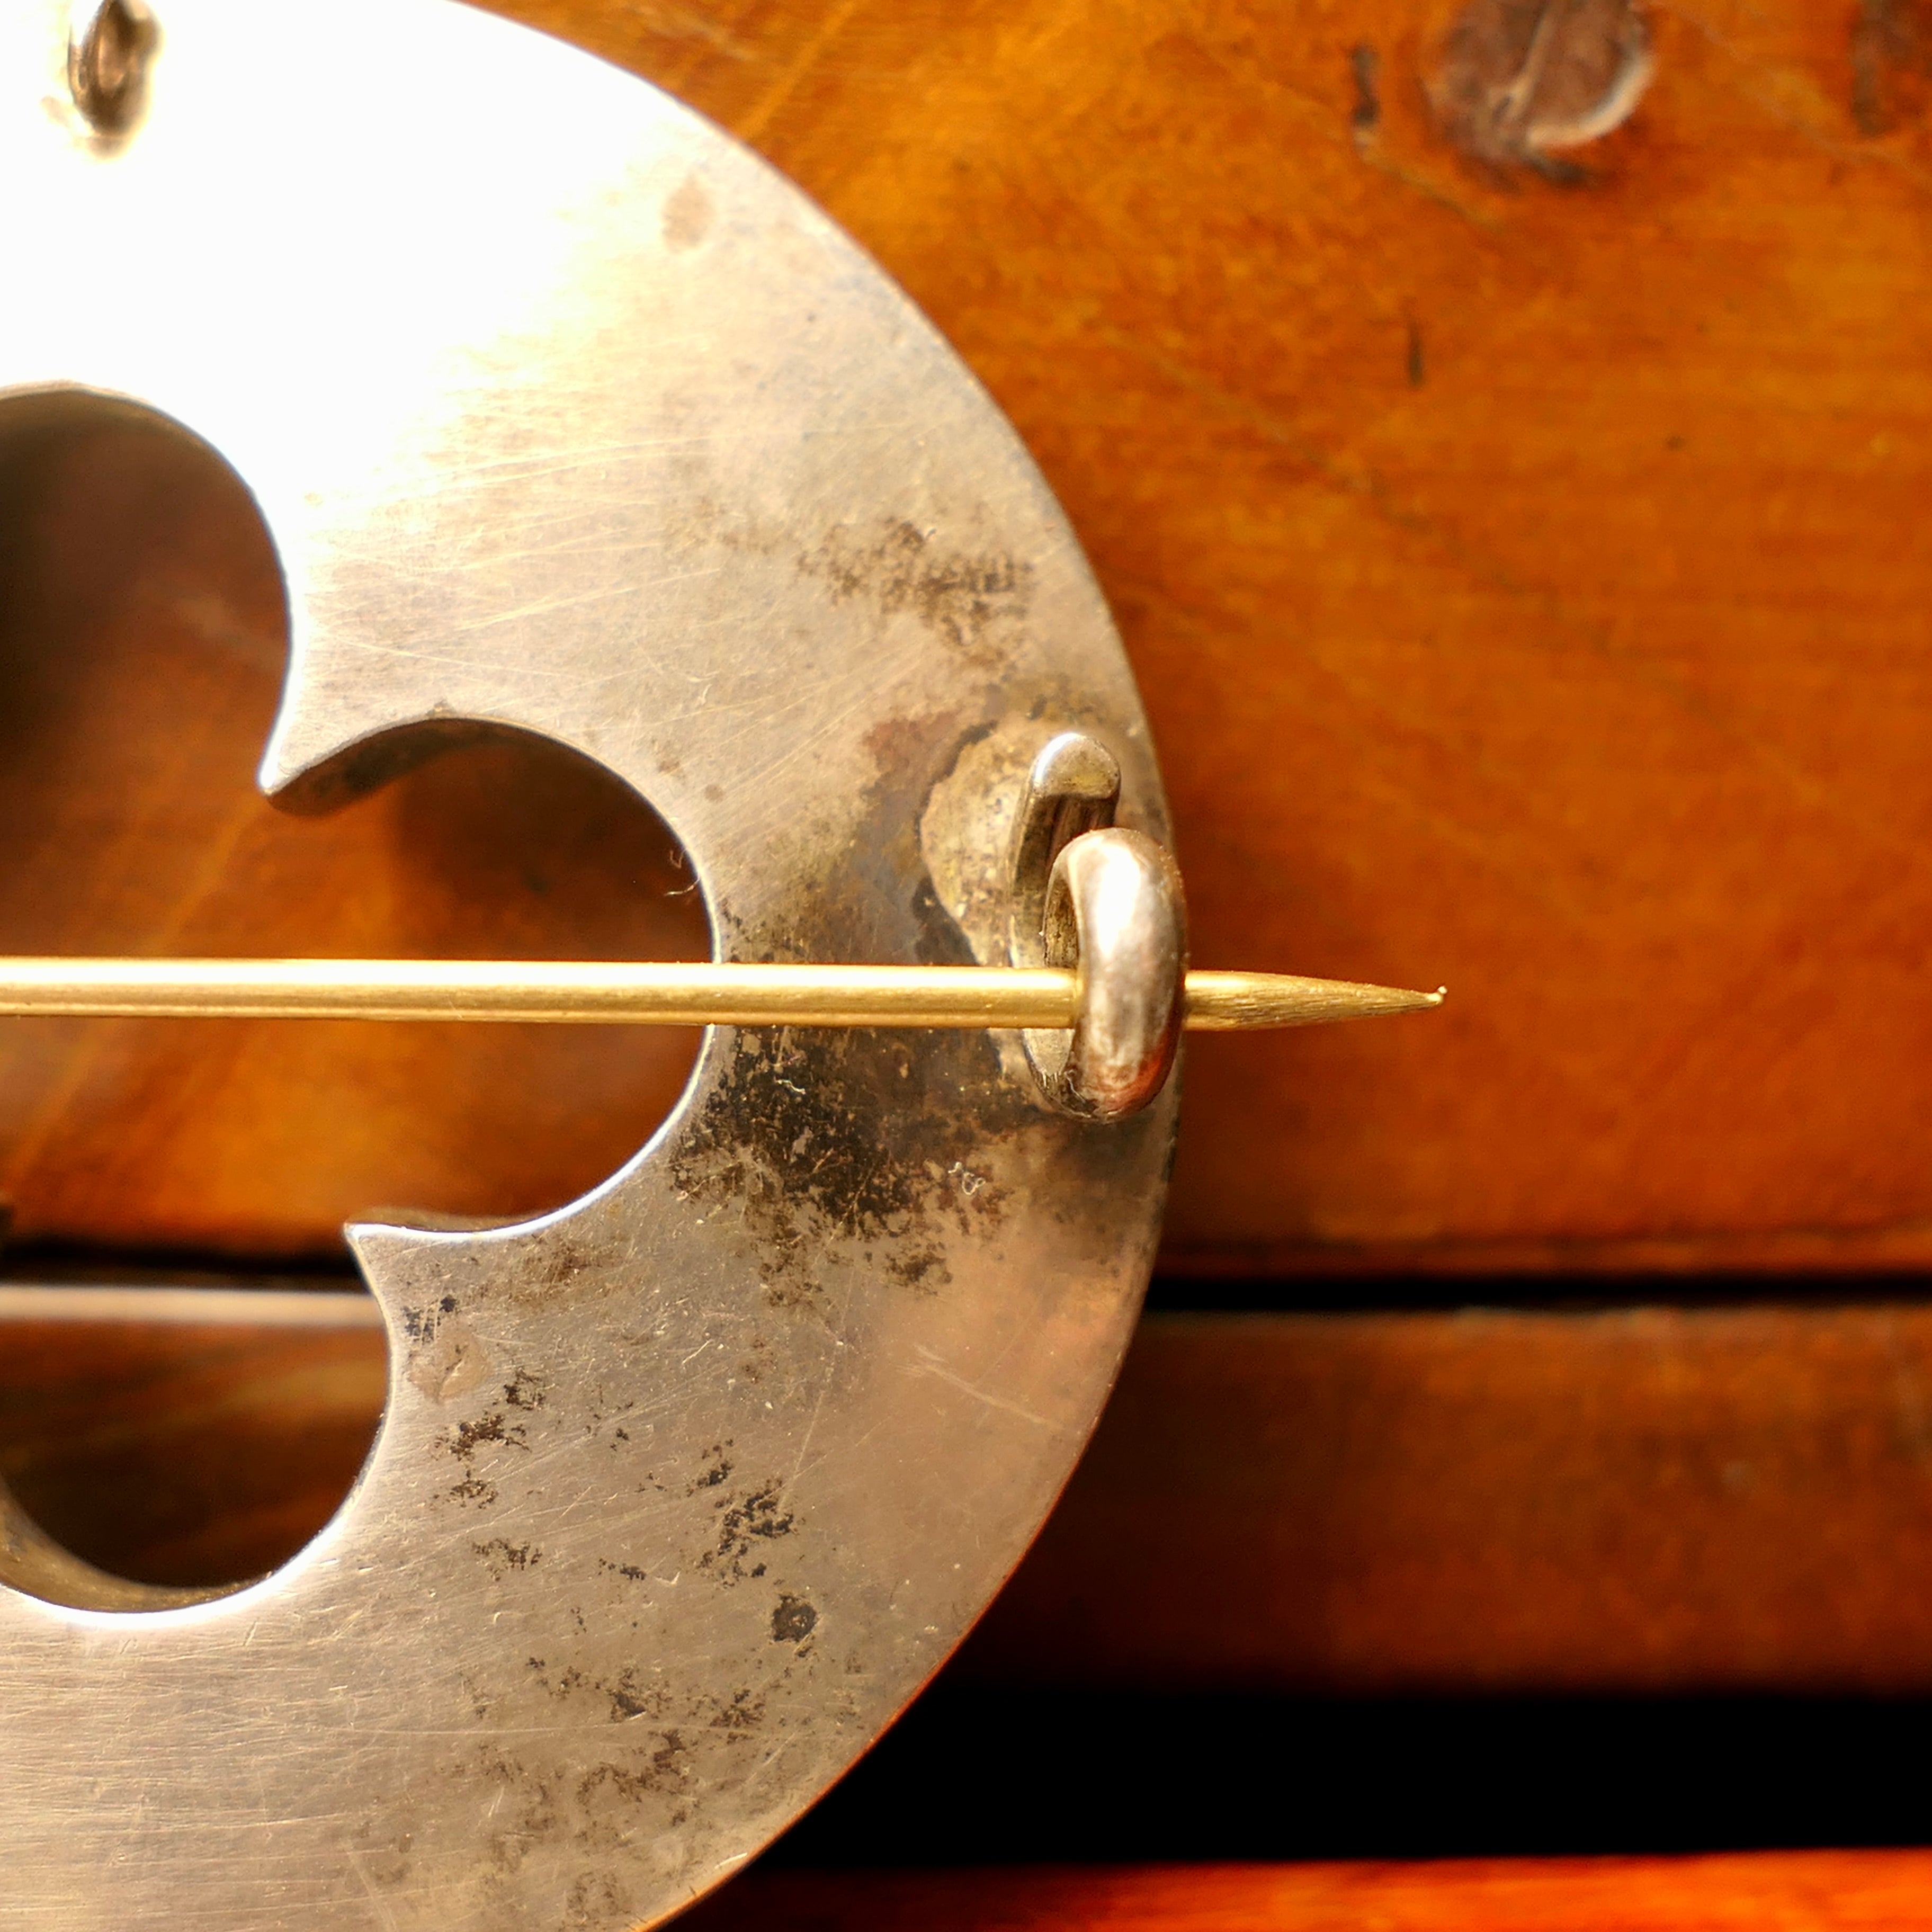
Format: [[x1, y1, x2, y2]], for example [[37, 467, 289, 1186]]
[[0, 0, 1179, 1922], [1002, 731, 1189, 1119], [0, 952, 1443, 1031], [1005, 730, 1147, 1113], [1007, 731, 1123, 976], [65, 0, 150, 132], [1036, 828, 1188, 1122]]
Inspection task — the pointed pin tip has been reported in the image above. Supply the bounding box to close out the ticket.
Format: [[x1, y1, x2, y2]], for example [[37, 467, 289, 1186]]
[[1379, 981, 1445, 1015], [1183, 971, 1447, 1031]]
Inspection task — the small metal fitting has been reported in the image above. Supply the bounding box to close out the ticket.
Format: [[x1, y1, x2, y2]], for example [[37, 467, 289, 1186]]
[[69, 0, 156, 137], [1007, 730, 1121, 970], [1031, 828, 1187, 1120], [1008, 731, 1187, 1121]]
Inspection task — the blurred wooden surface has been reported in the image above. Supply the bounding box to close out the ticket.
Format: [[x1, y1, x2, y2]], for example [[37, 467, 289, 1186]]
[[683, 1854, 1932, 1930], [15, 1294, 1932, 1694], [967, 1308, 1932, 1693], [0, 411, 706, 1255], [0, 1290, 384, 1585], [2, 0, 1930, 1269]]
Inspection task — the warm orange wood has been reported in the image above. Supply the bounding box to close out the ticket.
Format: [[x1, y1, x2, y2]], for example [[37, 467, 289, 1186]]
[[967, 1305, 1932, 1692], [681, 1854, 1932, 1931], [491, 0, 1932, 1275], [0, 410, 706, 1256], [6, 0, 1932, 1269], [0, 1296, 384, 1587], [17, 1294, 1932, 1689]]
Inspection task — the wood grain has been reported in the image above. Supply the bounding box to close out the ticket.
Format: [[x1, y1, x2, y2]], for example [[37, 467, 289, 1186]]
[[966, 1306, 1932, 1692], [490, 0, 1932, 1275], [0, 1292, 384, 1587], [681, 1854, 1932, 1931], [0, 409, 707, 1256], [15, 1294, 1932, 1691], [4, 0, 1930, 1269]]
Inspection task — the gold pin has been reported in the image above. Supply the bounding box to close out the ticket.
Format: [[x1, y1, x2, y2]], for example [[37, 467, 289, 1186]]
[[0, 955, 1444, 1031], [0, 0, 1453, 1909]]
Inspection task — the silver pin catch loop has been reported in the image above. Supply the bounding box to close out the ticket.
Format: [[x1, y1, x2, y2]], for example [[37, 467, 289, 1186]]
[[1008, 731, 1121, 968], [1008, 732, 1187, 1121], [1030, 828, 1187, 1120], [69, 0, 156, 136]]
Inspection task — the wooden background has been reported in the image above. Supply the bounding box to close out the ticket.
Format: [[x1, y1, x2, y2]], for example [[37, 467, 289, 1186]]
[[9, 0, 1932, 1272], [7, 0, 1932, 1919], [495, 0, 1932, 1278]]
